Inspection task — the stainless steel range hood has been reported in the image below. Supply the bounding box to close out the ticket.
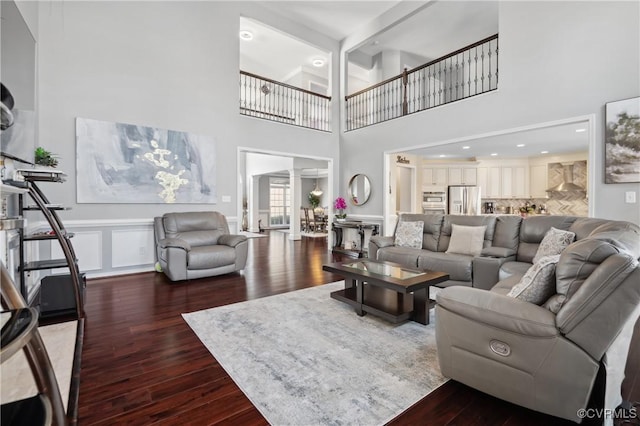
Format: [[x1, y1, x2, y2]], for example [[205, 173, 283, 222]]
[[546, 163, 585, 192]]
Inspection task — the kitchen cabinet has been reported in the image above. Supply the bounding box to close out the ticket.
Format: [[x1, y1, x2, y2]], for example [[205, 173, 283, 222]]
[[477, 166, 501, 198], [448, 167, 477, 185], [422, 167, 448, 187], [513, 166, 527, 198], [501, 167, 513, 198], [530, 164, 548, 198], [478, 165, 527, 198], [501, 166, 528, 198]]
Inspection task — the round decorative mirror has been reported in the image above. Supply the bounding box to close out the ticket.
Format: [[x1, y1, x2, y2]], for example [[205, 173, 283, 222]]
[[348, 174, 371, 206]]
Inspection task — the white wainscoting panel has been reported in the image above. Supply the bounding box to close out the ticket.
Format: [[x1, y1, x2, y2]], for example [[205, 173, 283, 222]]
[[112, 228, 155, 268], [51, 231, 103, 272]]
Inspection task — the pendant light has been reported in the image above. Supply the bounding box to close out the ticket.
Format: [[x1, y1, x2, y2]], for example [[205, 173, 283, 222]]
[[310, 168, 323, 197]]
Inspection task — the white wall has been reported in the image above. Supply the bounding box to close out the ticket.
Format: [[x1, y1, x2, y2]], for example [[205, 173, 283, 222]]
[[341, 1, 640, 225], [37, 1, 340, 221], [34, 1, 341, 275], [14, 0, 37, 40]]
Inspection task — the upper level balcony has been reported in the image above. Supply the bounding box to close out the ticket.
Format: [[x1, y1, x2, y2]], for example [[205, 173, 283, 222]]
[[239, 71, 332, 132], [239, 34, 498, 134], [345, 34, 499, 131]]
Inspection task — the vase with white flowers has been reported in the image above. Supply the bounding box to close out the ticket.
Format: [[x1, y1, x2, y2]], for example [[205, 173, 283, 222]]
[[334, 196, 347, 221]]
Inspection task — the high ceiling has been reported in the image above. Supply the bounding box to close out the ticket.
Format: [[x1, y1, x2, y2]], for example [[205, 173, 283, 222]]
[[242, 1, 588, 161], [351, 1, 498, 64], [239, 17, 331, 83], [241, 1, 498, 87], [259, 1, 401, 41], [406, 121, 590, 160]]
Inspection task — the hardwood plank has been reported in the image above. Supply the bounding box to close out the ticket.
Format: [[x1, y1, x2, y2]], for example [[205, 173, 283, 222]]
[[76, 231, 640, 425]]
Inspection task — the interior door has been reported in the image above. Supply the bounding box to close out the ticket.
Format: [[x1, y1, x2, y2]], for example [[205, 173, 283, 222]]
[[396, 165, 416, 214]]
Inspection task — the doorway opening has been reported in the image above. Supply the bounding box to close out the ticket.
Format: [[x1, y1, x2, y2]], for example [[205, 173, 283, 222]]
[[383, 115, 596, 236], [237, 147, 333, 246]]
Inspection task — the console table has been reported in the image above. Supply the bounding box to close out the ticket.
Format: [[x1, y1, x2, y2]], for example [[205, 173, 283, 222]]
[[331, 221, 379, 258]]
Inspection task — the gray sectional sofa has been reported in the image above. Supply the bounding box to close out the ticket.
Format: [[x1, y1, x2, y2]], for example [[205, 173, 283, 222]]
[[369, 213, 640, 423]]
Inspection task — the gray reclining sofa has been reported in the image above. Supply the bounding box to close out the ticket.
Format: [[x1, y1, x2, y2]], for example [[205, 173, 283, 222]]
[[370, 214, 640, 423]]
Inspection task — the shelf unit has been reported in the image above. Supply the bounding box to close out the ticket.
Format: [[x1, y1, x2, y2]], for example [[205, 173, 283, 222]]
[[12, 169, 84, 319]]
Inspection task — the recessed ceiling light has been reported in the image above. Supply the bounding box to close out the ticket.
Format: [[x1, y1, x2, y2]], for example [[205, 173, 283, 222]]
[[541, 150, 549, 154], [462, 146, 470, 150], [516, 144, 525, 147], [439, 154, 446, 158], [575, 128, 586, 133], [239, 30, 253, 41], [490, 153, 498, 156], [312, 59, 325, 67]]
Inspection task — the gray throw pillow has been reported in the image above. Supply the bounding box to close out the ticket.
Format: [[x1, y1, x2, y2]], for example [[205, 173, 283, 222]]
[[446, 224, 487, 256], [532, 227, 576, 264], [394, 221, 424, 249], [507, 254, 560, 304]]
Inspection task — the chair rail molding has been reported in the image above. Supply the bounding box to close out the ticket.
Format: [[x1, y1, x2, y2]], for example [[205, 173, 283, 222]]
[[22, 217, 241, 279]]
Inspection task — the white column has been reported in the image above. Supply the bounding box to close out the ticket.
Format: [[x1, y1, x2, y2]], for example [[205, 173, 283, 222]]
[[289, 168, 302, 240], [248, 175, 261, 232]]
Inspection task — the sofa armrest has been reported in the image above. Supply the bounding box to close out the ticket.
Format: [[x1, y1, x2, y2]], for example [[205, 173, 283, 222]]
[[473, 254, 516, 290], [218, 234, 248, 248], [370, 235, 394, 248], [480, 247, 517, 258], [158, 237, 191, 251], [368, 235, 394, 260], [436, 286, 558, 337]]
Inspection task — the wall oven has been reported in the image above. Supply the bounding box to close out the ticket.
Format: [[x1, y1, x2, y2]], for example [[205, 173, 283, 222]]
[[422, 191, 447, 214]]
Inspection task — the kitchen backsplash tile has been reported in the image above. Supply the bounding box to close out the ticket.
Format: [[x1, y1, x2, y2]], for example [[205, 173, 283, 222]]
[[483, 160, 588, 217], [487, 196, 588, 217]]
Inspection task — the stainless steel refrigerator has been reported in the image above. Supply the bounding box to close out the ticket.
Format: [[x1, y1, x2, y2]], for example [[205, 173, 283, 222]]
[[448, 185, 482, 215]]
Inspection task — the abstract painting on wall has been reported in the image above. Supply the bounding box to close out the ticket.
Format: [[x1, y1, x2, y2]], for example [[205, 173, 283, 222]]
[[76, 118, 216, 203], [605, 96, 640, 183]]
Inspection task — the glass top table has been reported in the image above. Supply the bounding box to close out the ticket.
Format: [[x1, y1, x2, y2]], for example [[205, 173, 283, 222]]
[[323, 259, 449, 325], [342, 260, 425, 280]]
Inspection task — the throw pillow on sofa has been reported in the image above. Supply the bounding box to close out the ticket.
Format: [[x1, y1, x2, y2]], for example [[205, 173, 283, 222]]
[[446, 224, 486, 256], [507, 254, 561, 304], [395, 221, 424, 249], [532, 227, 576, 264]]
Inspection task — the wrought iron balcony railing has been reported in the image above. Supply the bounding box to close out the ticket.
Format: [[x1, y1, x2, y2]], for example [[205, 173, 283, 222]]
[[345, 34, 498, 131], [239, 71, 332, 132]]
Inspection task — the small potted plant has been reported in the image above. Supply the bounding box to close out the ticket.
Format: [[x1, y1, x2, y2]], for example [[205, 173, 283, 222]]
[[334, 196, 347, 221], [34, 147, 59, 168]]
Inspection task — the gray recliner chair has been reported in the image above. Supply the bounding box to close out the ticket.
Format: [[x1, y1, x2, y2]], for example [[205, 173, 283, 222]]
[[435, 220, 640, 424], [154, 211, 248, 281]]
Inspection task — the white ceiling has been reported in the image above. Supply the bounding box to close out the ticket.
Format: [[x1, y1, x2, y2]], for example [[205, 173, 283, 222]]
[[241, 1, 498, 87], [240, 17, 330, 83], [352, 1, 499, 63], [407, 121, 590, 160], [259, 1, 401, 41]]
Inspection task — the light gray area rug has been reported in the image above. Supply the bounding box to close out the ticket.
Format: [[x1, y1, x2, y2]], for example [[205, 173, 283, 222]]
[[182, 281, 447, 426]]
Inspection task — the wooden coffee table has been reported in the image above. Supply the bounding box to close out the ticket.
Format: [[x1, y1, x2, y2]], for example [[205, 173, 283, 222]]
[[322, 259, 449, 325]]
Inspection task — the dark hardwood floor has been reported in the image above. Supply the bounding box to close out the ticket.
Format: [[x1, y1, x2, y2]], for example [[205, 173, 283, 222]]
[[79, 231, 639, 425]]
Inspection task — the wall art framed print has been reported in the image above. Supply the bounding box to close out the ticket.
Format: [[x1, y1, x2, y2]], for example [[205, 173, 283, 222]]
[[605, 96, 640, 183], [76, 117, 216, 203]]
